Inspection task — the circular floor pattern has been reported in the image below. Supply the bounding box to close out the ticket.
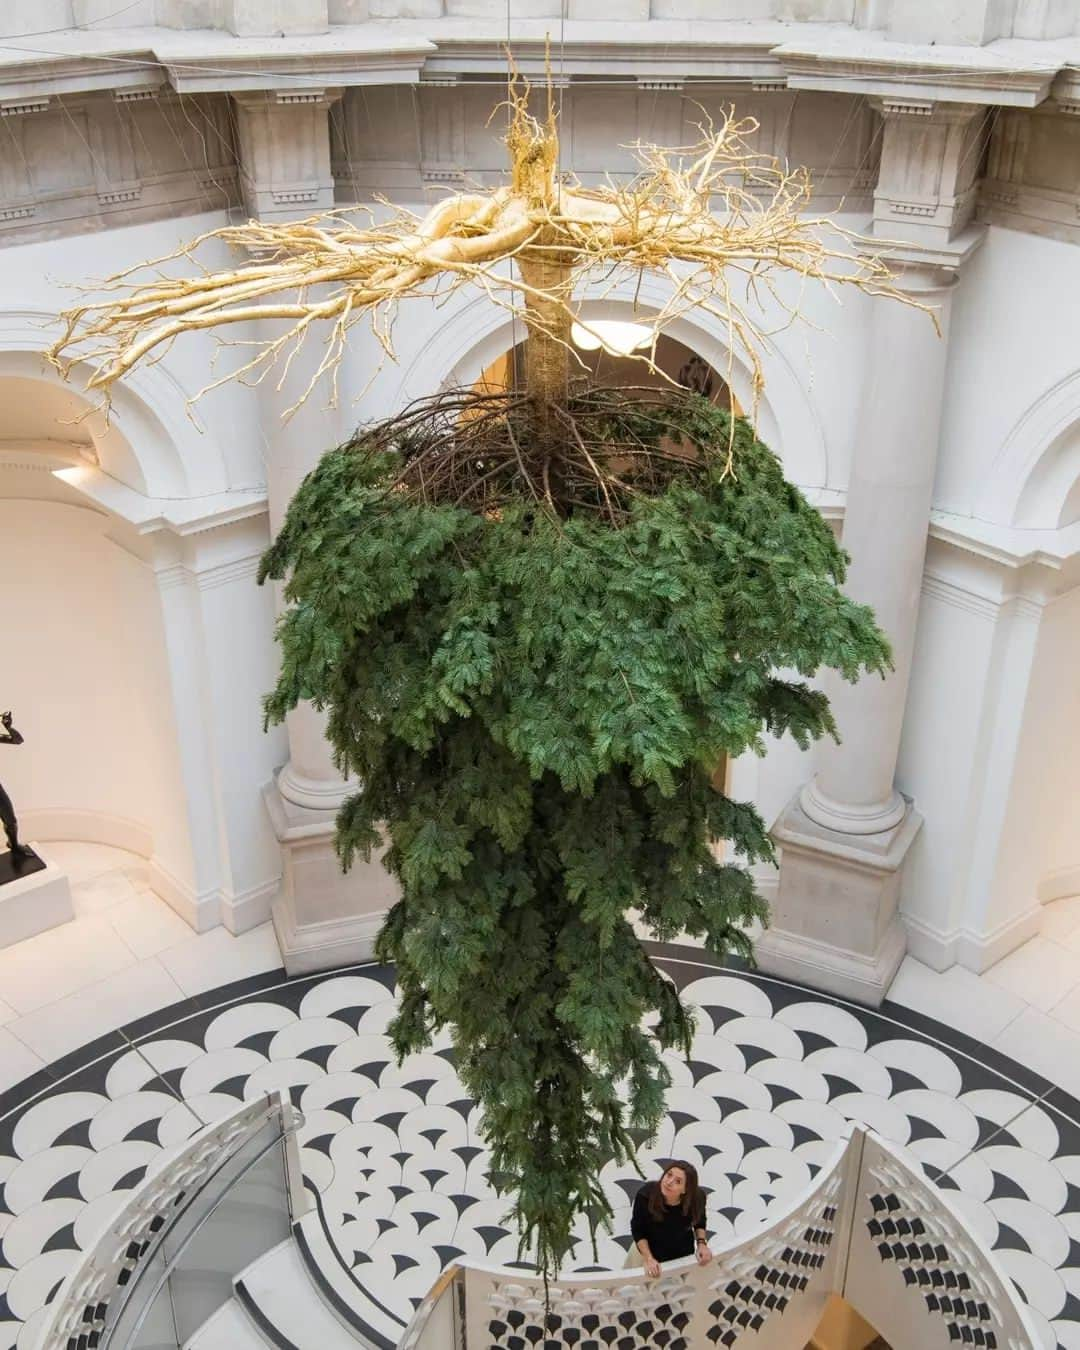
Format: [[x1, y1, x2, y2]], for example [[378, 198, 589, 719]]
[[2, 949, 1080, 1350]]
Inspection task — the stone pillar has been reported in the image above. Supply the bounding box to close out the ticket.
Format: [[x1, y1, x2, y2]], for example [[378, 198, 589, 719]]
[[756, 100, 986, 1005], [147, 507, 286, 935], [229, 82, 401, 973], [256, 319, 400, 976], [800, 262, 956, 839], [897, 544, 1058, 973]]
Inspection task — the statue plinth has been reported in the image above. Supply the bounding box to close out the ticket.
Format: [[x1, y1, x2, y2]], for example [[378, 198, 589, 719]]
[[0, 845, 46, 887], [0, 844, 74, 948]]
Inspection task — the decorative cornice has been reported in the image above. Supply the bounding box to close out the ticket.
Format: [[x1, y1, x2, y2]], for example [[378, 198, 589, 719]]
[[150, 552, 264, 593], [157, 34, 433, 94], [857, 223, 985, 275], [417, 34, 786, 84], [0, 439, 95, 468], [275, 89, 333, 105], [0, 24, 1065, 112], [920, 571, 1002, 621], [421, 167, 464, 186], [1051, 67, 1080, 110], [0, 96, 49, 116], [929, 508, 1080, 571], [0, 52, 163, 103], [195, 554, 263, 591], [775, 39, 1058, 109], [879, 98, 934, 117], [637, 78, 685, 93]]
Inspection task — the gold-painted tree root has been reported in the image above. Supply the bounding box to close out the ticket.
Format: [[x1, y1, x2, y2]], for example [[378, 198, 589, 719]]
[[48, 69, 929, 422]]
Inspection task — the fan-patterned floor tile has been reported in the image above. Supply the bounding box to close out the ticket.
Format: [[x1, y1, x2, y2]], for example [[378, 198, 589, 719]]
[[0, 954, 1078, 1348]]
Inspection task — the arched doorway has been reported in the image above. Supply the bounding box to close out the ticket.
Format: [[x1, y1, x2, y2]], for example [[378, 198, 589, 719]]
[[0, 375, 193, 888], [471, 327, 739, 415], [0, 352, 285, 938]]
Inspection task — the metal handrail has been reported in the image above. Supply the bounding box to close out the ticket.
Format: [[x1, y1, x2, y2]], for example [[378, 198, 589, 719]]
[[33, 1091, 306, 1350]]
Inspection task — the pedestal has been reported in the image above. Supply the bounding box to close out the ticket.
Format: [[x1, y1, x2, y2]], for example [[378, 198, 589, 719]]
[[755, 796, 922, 1005], [263, 780, 400, 976], [0, 845, 74, 948]]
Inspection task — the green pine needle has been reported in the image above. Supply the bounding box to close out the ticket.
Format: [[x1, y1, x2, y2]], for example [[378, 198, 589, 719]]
[[261, 390, 891, 1278]]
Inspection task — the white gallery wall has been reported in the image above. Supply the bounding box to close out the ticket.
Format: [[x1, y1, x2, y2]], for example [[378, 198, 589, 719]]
[[0, 496, 194, 883], [0, 213, 289, 935], [999, 585, 1080, 912]]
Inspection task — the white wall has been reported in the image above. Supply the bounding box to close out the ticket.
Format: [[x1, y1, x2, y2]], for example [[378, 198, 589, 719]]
[[0, 497, 194, 885], [936, 226, 1080, 523], [996, 583, 1080, 910]]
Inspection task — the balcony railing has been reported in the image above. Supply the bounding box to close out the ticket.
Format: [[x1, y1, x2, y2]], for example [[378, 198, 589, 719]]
[[32, 1096, 1040, 1350], [33, 1090, 308, 1350], [402, 1125, 1042, 1350]]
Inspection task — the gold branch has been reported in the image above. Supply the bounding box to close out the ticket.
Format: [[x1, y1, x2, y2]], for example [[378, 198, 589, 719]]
[[48, 63, 932, 420]]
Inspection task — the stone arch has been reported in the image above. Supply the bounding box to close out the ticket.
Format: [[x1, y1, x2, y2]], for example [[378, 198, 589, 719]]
[[975, 368, 1080, 530], [386, 274, 829, 489], [0, 310, 234, 503]]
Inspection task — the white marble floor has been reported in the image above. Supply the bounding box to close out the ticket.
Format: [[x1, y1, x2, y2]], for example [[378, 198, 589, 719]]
[[0, 843, 282, 1094], [4, 844, 1080, 1105], [4, 848, 1080, 1350], [6, 837, 1080, 1101]]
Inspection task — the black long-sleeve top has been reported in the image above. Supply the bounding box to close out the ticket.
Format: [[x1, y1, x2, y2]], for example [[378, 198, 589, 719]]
[[630, 1181, 705, 1262]]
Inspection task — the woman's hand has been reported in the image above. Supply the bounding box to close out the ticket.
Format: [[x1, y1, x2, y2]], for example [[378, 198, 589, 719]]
[[696, 1242, 713, 1266], [644, 1254, 661, 1279]]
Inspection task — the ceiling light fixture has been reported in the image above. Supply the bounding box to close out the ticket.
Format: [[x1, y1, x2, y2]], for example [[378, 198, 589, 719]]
[[570, 319, 653, 358]]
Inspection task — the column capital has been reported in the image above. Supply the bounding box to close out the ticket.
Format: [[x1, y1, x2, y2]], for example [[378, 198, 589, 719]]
[[231, 86, 343, 222], [869, 96, 986, 125], [869, 95, 990, 254]]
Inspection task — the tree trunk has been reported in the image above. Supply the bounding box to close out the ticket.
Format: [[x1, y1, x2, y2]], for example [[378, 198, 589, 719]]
[[517, 231, 572, 429]]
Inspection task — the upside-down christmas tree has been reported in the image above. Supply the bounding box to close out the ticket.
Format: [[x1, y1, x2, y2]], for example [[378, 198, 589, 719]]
[[50, 69, 920, 1276]]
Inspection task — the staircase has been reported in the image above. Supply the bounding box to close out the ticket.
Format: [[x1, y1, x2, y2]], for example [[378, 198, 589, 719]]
[[185, 1227, 384, 1350]]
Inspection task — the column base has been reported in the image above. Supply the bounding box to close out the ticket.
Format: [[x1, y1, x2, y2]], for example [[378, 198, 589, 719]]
[[263, 779, 400, 977], [755, 791, 923, 1006]]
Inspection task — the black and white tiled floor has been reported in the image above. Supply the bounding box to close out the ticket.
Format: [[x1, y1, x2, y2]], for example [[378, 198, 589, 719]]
[[2, 948, 1080, 1350]]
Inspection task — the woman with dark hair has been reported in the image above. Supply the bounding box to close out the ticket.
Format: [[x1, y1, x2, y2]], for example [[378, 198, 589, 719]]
[[629, 1161, 712, 1278]]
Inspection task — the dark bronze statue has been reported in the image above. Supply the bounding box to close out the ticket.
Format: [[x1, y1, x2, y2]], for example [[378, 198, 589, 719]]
[[0, 710, 29, 862]]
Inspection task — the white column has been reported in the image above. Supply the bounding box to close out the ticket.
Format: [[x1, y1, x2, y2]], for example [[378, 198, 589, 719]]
[[258, 321, 400, 975], [149, 508, 287, 934], [151, 550, 224, 930], [892, 542, 1057, 972], [800, 265, 956, 837], [231, 84, 359, 820], [264, 399, 356, 815], [229, 83, 400, 972], [756, 98, 987, 1005]]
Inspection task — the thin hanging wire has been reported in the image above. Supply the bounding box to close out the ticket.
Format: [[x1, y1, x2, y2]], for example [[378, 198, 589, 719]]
[[506, 0, 518, 390]]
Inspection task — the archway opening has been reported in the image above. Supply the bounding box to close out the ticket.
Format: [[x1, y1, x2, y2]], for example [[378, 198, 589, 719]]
[[0, 374, 191, 882], [472, 330, 740, 415]]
